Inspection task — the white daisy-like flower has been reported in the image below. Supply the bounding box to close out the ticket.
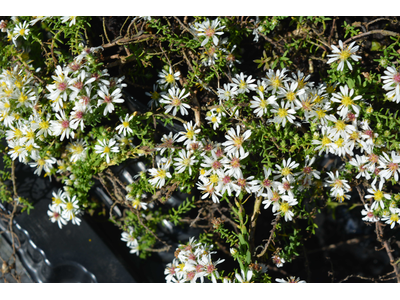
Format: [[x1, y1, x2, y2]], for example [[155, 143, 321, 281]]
[[47, 204, 68, 229], [126, 193, 148, 210], [231, 72, 257, 94], [69, 102, 89, 131], [378, 151, 400, 182], [115, 113, 134, 136], [146, 84, 165, 108], [270, 101, 297, 127], [296, 155, 321, 186], [381, 66, 400, 103], [196, 177, 221, 203], [217, 83, 238, 101], [235, 175, 255, 195], [12, 21, 30, 41], [148, 158, 172, 189], [349, 154, 371, 180], [262, 186, 284, 213], [121, 226, 137, 248], [250, 93, 276, 117], [173, 149, 198, 175], [273, 157, 299, 182], [235, 269, 253, 283], [157, 132, 180, 155], [51, 189, 67, 213], [277, 81, 305, 109], [157, 66, 180, 89], [365, 179, 391, 210], [329, 135, 354, 157], [272, 254, 285, 268], [61, 194, 80, 221], [221, 125, 252, 157], [7, 139, 28, 162], [97, 85, 124, 116], [331, 85, 362, 118], [129, 239, 140, 256], [327, 40, 361, 71], [361, 204, 379, 223], [381, 207, 400, 229], [274, 195, 298, 222], [308, 103, 335, 126], [50, 110, 75, 141], [176, 121, 201, 145], [327, 115, 356, 141], [324, 170, 351, 198], [264, 68, 288, 94], [67, 139, 88, 163], [28, 153, 56, 176], [215, 169, 240, 197], [201, 150, 223, 174], [251, 166, 277, 198], [160, 87, 191, 116], [61, 16, 77, 27], [289, 70, 313, 90], [276, 276, 306, 283], [195, 18, 225, 47], [205, 111, 221, 130], [94, 138, 119, 164], [312, 126, 333, 155], [221, 150, 249, 179]]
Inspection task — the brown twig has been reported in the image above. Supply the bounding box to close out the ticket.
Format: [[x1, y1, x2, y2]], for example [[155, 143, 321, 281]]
[[375, 222, 400, 282], [257, 215, 280, 258], [135, 209, 171, 251], [344, 29, 400, 44]]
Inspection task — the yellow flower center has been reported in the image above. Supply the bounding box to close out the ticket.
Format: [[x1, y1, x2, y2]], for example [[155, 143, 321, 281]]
[[165, 74, 175, 84], [259, 99, 267, 109], [14, 128, 23, 138], [281, 167, 291, 177], [335, 138, 344, 147], [186, 129, 194, 140], [278, 108, 288, 118], [271, 78, 281, 88], [390, 214, 399, 223], [53, 197, 62, 206], [182, 158, 191, 166], [39, 120, 49, 129], [335, 120, 346, 131], [286, 91, 295, 102], [151, 91, 159, 100], [314, 95, 323, 103], [103, 146, 110, 153], [66, 202, 74, 211], [374, 190, 383, 201], [37, 159, 45, 166], [123, 121, 129, 128], [156, 169, 167, 179], [341, 96, 353, 107], [210, 174, 219, 184], [280, 202, 290, 213], [19, 28, 25, 36], [340, 49, 351, 61], [25, 130, 35, 140]]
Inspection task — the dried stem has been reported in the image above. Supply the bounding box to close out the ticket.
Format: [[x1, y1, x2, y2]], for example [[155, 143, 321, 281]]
[[257, 215, 280, 258], [375, 222, 400, 282], [344, 29, 400, 44]]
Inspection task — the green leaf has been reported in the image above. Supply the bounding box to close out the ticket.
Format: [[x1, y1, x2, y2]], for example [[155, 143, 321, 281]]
[[371, 40, 382, 51]]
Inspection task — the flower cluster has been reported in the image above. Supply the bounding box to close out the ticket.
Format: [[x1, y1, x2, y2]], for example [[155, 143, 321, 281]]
[[164, 238, 224, 283]]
